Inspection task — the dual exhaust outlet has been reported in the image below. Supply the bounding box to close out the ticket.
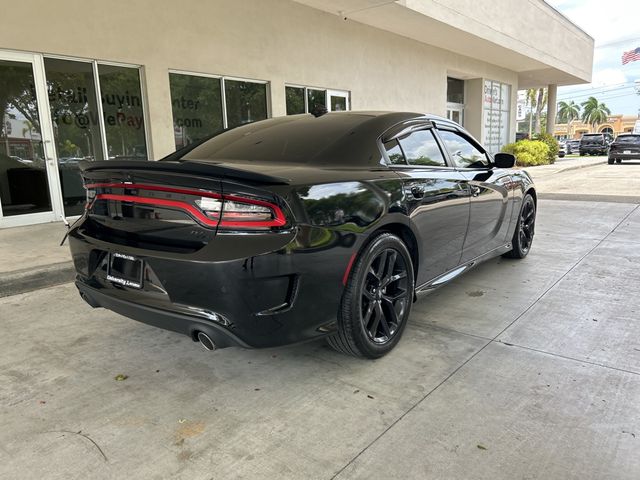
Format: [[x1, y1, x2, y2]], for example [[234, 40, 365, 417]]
[[196, 331, 216, 351]]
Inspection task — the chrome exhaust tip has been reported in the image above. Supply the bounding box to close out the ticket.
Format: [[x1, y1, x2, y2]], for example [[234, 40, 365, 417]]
[[196, 331, 216, 351]]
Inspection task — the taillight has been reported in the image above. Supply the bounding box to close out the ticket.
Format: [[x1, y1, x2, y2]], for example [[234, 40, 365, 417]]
[[196, 195, 286, 229], [84, 183, 287, 230]]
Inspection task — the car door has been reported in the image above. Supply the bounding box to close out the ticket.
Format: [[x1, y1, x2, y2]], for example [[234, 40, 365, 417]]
[[436, 128, 513, 263], [382, 123, 471, 286]]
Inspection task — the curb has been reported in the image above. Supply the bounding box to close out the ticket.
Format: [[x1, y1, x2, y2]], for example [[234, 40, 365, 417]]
[[0, 261, 75, 298], [555, 160, 606, 174]]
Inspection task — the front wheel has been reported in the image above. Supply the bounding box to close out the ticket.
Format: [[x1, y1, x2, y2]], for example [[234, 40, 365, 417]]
[[616, 159, 622, 164], [608, 158, 615, 164], [503, 193, 536, 259], [327, 233, 415, 358]]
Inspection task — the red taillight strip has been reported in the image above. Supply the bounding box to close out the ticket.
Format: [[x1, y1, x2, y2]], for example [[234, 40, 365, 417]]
[[88, 183, 287, 229], [95, 193, 220, 227]]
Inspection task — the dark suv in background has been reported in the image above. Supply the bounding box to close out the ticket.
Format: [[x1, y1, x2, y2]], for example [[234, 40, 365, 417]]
[[608, 134, 640, 164], [579, 133, 613, 156]]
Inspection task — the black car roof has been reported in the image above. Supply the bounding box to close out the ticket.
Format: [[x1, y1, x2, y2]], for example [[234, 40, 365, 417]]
[[180, 111, 460, 167]]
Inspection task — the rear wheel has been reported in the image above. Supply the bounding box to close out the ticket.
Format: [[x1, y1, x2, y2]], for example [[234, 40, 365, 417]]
[[503, 193, 536, 259], [327, 233, 414, 358]]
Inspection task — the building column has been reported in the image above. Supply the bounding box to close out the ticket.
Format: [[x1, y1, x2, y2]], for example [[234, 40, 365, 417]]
[[546, 84, 557, 135]]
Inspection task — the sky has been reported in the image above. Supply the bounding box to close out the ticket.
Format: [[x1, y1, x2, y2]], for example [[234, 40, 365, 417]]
[[545, 0, 640, 115]]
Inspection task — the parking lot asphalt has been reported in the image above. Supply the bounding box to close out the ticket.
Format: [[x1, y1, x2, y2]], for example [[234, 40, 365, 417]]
[[1, 197, 639, 480]]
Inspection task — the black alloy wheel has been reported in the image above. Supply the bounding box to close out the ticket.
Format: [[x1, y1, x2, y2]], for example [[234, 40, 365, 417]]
[[328, 233, 414, 358], [503, 193, 536, 259]]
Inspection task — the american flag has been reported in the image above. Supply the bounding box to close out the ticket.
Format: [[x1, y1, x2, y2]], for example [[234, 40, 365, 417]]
[[622, 47, 640, 65]]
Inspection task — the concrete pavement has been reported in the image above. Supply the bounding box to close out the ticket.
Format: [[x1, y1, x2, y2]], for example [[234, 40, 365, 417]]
[[0, 223, 73, 297], [1, 199, 639, 479]]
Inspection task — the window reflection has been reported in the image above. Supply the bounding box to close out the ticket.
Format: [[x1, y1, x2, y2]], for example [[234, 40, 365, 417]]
[[438, 130, 489, 168], [398, 130, 446, 166], [224, 79, 267, 128], [170, 73, 223, 149], [307, 88, 326, 113], [44, 58, 104, 215], [0, 59, 51, 216], [98, 64, 147, 160], [285, 86, 305, 115]]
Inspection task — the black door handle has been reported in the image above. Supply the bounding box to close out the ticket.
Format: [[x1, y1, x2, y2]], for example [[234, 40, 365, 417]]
[[411, 186, 425, 198]]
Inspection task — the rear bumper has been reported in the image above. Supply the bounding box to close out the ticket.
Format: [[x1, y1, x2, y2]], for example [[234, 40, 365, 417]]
[[609, 152, 640, 160], [77, 281, 250, 348], [580, 146, 608, 154], [68, 221, 357, 349]]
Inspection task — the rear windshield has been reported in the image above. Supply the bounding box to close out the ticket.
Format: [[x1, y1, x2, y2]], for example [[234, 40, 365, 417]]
[[615, 135, 640, 144], [180, 113, 382, 165], [582, 134, 602, 138]]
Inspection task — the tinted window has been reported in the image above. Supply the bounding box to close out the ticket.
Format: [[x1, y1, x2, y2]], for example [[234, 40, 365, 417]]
[[616, 135, 640, 144], [397, 130, 446, 166], [438, 130, 489, 168], [169, 73, 223, 149], [224, 79, 268, 128], [98, 64, 148, 160], [384, 140, 405, 165], [286, 86, 305, 115]]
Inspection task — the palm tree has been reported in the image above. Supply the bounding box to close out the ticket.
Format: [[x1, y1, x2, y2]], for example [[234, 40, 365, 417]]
[[557, 100, 580, 123], [557, 100, 580, 139], [580, 97, 611, 129]]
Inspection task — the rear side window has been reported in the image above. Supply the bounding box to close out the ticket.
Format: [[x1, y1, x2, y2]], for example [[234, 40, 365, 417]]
[[384, 140, 405, 165], [438, 130, 489, 168], [396, 130, 446, 167]]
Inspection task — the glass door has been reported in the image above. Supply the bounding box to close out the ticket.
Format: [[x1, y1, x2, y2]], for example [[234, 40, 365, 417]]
[[0, 51, 61, 227]]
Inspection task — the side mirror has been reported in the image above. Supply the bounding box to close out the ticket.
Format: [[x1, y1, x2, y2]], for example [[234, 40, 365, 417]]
[[493, 152, 516, 168]]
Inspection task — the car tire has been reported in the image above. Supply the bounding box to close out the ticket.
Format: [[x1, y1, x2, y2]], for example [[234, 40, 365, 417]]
[[616, 159, 622, 164], [608, 158, 615, 164], [503, 193, 536, 260], [327, 232, 415, 359]]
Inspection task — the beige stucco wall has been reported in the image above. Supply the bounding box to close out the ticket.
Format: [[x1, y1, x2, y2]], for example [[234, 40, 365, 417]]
[[0, 0, 519, 159]]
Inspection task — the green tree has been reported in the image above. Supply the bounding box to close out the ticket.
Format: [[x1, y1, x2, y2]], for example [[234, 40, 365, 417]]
[[557, 100, 580, 123], [580, 97, 611, 128]]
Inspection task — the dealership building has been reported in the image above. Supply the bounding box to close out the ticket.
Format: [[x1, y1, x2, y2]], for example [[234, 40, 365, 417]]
[[0, 0, 593, 228]]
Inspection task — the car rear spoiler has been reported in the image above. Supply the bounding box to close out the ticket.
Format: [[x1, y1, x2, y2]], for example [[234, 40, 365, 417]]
[[79, 160, 290, 185]]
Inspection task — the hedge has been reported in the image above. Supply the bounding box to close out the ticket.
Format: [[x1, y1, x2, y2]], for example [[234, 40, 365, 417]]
[[532, 133, 559, 165], [501, 140, 550, 167]]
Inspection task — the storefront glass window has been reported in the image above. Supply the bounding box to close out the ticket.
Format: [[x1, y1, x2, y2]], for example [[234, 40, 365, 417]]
[[0, 59, 50, 216], [44, 58, 104, 215], [483, 80, 511, 154], [169, 73, 223, 149], [285, 86, 305, 115], [307, 88, 326, 113], [447, 77, 465, 104], [98, 64, 147, 160], [224, 79, 268, 129]]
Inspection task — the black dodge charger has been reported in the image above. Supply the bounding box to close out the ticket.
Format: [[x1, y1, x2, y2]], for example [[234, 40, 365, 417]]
[[69, 112, 536, 358]]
